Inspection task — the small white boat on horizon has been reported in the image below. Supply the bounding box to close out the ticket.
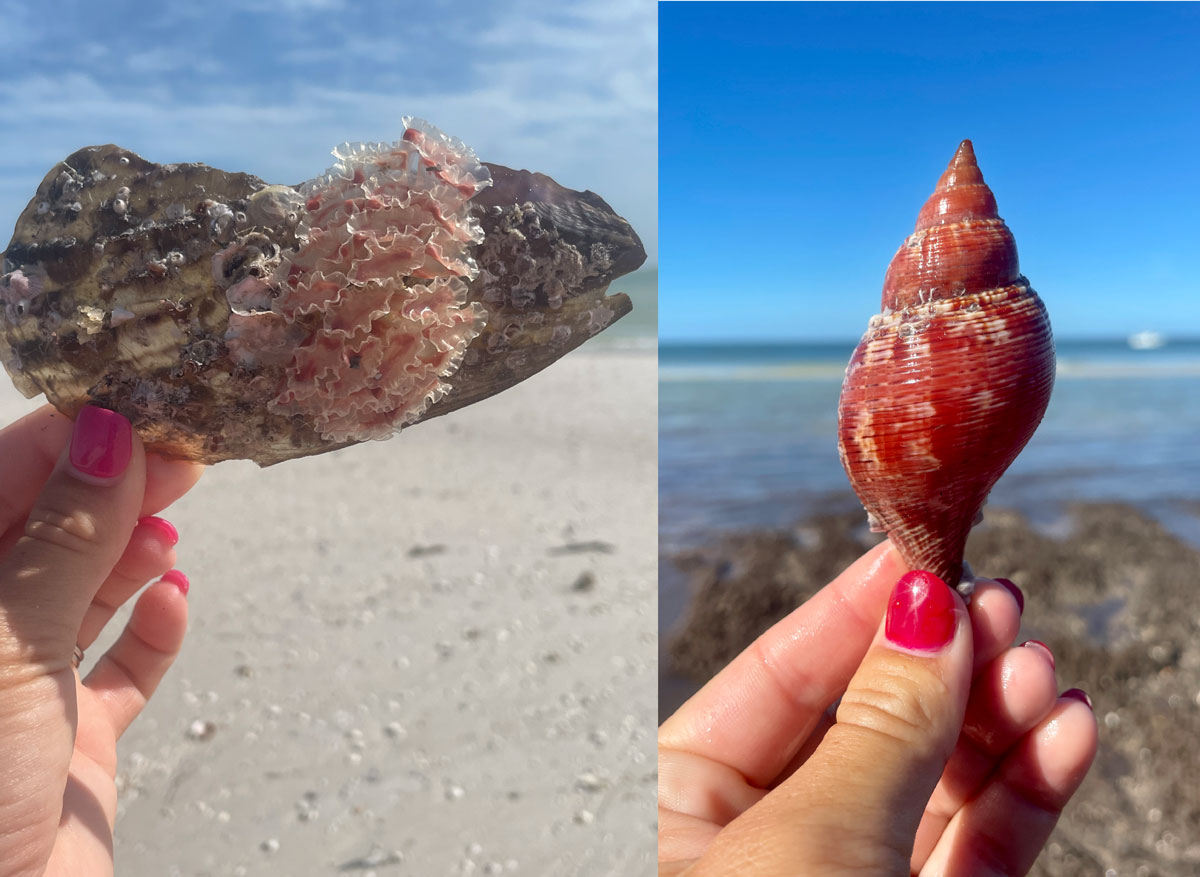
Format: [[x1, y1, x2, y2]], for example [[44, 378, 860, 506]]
[[1128, 331, 1166, 351]]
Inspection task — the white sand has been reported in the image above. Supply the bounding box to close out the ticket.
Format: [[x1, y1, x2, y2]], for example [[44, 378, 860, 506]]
[[0, 349, 657, 876]]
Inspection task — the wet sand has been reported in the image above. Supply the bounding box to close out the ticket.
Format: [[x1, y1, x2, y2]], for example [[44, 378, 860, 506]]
[[0, 349, 657, 876], [664, 500, 1200, 876]]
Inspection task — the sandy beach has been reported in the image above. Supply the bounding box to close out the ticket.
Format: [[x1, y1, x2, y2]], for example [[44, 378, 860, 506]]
[[665, 500, 1200, 876], [0, 348, 657, 876]]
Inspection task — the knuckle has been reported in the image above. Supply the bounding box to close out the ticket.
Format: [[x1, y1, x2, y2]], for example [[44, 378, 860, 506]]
[[24, 502, 107, 554], [836, 656, 949, 746]]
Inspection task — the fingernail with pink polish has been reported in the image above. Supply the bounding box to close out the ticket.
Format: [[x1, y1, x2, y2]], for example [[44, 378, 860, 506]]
[[138, 516, 179, 546], [69, 406, 133, 480], [160, 569, 189, 596], [1022, 639, 1055, 669], [1061, 688, 1093, 710], [884, 570, 957, 652], [993, 577, 1025, 614]]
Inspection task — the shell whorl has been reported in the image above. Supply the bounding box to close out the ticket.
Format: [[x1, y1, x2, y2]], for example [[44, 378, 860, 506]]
[[882, 140, 1020, 311], [837, 141, 1055, 585]]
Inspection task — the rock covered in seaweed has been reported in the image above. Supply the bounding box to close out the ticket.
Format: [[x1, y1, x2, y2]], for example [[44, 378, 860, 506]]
[[0, 118, 644, 464]]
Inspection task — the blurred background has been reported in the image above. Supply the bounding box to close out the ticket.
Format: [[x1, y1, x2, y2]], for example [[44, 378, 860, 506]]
[[659, 4, 1200, 875]]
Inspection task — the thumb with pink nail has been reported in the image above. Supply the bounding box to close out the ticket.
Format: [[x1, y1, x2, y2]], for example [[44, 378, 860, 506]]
[[660, 548, 1098, 876], [0, 405, 203, 876]]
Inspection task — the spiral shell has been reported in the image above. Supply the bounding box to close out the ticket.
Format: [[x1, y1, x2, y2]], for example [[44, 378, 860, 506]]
[[837, 140, 1055, 584]]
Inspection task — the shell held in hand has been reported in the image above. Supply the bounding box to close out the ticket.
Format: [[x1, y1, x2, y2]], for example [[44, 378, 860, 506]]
[[0, 118, 645, 465], [837, 140, 1054, 585]]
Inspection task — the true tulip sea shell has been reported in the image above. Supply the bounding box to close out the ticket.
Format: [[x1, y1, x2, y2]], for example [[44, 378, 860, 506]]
[[837, 141, 1055, 585]]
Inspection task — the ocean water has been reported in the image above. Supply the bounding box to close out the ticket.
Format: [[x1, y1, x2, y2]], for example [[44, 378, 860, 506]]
[[660, 338, 1200, 554], [587, 268, 657, 350]]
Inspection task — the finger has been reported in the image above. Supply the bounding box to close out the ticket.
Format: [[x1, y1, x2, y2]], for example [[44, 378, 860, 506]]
[[698, 571, 972, 875], [0, 407, 144, 663], [659, 804, 724, 873], [659, 539, 906, 786], [76, 516, 180, 650], [659, 746, 768, 827], [657, 561, 1024, 864], [83, 572, 189, 740], [769, 577, 1024, 790], [911, 640, 1060, 869], [0, 405, 72, 535], [964, 578, 1023, 675], [0, 404, 203, 544], [921, 693, 1098, 875], [141, 454, 205, 519]]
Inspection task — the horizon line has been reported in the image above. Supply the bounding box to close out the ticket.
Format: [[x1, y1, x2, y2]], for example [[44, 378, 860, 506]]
[[658, 333, 1198, 345]]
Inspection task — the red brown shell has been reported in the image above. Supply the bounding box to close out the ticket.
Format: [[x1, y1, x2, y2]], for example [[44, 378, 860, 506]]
[[837, 141, 1055, 584]]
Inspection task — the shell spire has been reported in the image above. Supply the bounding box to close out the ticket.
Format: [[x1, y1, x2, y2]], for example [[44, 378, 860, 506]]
[[882, 139, 1020, 312], [838, 141, 1055, 585]]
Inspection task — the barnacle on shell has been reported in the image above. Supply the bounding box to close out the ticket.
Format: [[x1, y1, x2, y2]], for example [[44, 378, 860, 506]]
[[0, 118, 645, 465]]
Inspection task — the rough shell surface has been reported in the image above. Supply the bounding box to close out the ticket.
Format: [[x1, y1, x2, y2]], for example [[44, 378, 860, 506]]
[[837, 140, 1055, 584], [0, 119, 645, 465]]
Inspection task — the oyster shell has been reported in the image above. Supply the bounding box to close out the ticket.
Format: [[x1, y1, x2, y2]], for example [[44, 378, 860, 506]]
[[0, 119, 644, 465]]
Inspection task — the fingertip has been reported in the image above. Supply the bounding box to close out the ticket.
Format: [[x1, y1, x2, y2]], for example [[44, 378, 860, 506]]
[[961, 643, 1060, 753], [1022, 640, 1055, 670], [970, 576, 1021, 617], [1040, 696, 1099, 793], [882, 570, 962, 654], [123, 517, 179, 573], [832, 538, 908, 610], [130, 574, 190, 654], [65, 406, 137, 485], [1060, 688, 1092, 711], [964, 579, 1023, 668], [159, 568, 189, 596], [1053, 692, 1099, 764], [1003, 695, 1099, 808], [991, 577, 1024, 614], [136, 515, 179, 547], [144, 454, 205, 487], [141, 455, 205, 517]]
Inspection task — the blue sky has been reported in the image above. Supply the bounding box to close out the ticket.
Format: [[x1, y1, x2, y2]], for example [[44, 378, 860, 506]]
[[0, 0, 656, 265], [660, 2, 1199, 342]]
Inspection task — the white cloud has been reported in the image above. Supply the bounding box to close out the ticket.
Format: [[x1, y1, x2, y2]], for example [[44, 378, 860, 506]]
[[125, 48, 223, 76], [0, 0, 656, 263], [242, 0, 346, 10]]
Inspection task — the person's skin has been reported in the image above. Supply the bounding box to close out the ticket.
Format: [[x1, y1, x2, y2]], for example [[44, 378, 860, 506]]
[[0, 405, 204, 877], [659, 540, 1099, 876]]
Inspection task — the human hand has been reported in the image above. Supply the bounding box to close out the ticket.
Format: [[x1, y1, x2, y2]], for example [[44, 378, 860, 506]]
[[0, 405, 204, 877], [659, 541, 1098, 875]]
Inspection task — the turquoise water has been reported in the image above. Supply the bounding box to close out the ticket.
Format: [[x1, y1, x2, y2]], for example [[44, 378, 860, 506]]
[[659, 338, 1200, 552]]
